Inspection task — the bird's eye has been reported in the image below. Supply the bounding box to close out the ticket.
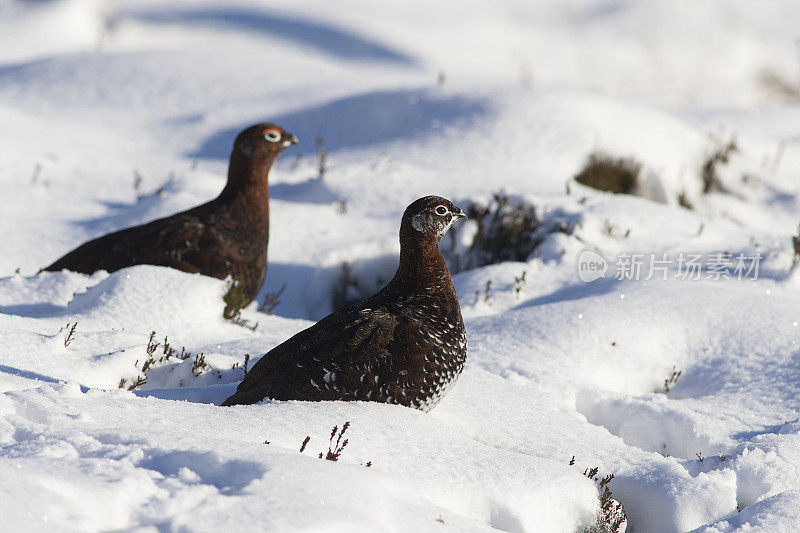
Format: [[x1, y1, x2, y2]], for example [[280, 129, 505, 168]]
[[434, 205, 448, 216], [263, 128, 282, 143]]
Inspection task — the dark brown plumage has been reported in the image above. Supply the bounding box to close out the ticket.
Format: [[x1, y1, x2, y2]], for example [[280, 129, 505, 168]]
[[44, 123, 297, 307], [221, 195, 468, 411]]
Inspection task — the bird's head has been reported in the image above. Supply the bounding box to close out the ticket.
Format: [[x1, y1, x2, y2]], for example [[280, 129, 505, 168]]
[[402, 195, 467, 241], [233, 122, 299, 160]]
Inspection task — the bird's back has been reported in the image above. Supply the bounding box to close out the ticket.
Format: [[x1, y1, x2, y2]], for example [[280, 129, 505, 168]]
[[222, 281, 466, 410], [46, 203, 212, 274], [45, 199, 268, 301]]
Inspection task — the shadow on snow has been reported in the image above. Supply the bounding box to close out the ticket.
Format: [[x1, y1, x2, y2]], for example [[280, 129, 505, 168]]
[[191, 88, 490, 159], [127, 6, 415, 64]]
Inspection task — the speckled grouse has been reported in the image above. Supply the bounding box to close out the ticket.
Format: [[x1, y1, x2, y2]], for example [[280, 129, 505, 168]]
[[44, 123, 297, 307], [221, 195, 468, 411]]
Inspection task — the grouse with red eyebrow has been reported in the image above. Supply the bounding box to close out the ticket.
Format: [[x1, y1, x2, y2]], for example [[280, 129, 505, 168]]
[[221, 195, 468, 411], [45, 123, 298, 308]]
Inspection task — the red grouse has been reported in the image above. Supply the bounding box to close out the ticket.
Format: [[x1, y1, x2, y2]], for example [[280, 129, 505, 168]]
[[44, 123, 298, 308], [222, 195, 468, 411]]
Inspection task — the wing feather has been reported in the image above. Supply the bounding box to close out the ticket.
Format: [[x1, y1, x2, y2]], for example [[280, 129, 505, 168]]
[[45, 213, 209, 274], [221, 304, 402, 405]]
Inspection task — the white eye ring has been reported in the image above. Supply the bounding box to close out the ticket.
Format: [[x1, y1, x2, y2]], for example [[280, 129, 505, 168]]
[[263, 129, 282, 143], [434, 205, 448, 216]]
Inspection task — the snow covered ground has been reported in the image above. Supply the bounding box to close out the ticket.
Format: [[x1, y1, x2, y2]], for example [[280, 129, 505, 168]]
[[2, 0, 800, 531]]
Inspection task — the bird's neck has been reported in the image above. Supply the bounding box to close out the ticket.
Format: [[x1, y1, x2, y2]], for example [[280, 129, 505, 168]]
[[216, 151, 274, 212], [392, 230, 453, 293]]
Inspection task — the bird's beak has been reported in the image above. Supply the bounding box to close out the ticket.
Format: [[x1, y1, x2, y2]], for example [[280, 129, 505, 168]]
[[453, 206, 467, 219], [281, 134, 299, 148]]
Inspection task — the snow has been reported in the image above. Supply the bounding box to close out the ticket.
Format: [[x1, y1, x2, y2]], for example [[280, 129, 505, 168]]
[[1, 0, 800, 531]]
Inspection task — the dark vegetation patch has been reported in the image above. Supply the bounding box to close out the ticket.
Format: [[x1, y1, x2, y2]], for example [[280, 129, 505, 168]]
[[316, 135, 328, 180], [258, 284, 286, 315], [59, 322, 77, 347], [191, 354, 210, 376], [461, 194, 541, 266], [474, 280, 492, 305], [677, 190, 694, 210], [231, 353, 251, 379], [601, 219, 630, 240], [319, 422, 350, 461], [574, 152, 641, 195], [119, 331, 207, 390], [513, 271, 527, 297], [222, 279, 247, 320], [288, 422, 372, 467], [131, 168, 176, 203], [793, 228, 800, 269], [223, 279, 258, 330], [570, 457, 627, 533], [759, 69, 800, 102], [701, 137, 738, 194], [661, 366, 682, 393], [446, 192, 575, 272]]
